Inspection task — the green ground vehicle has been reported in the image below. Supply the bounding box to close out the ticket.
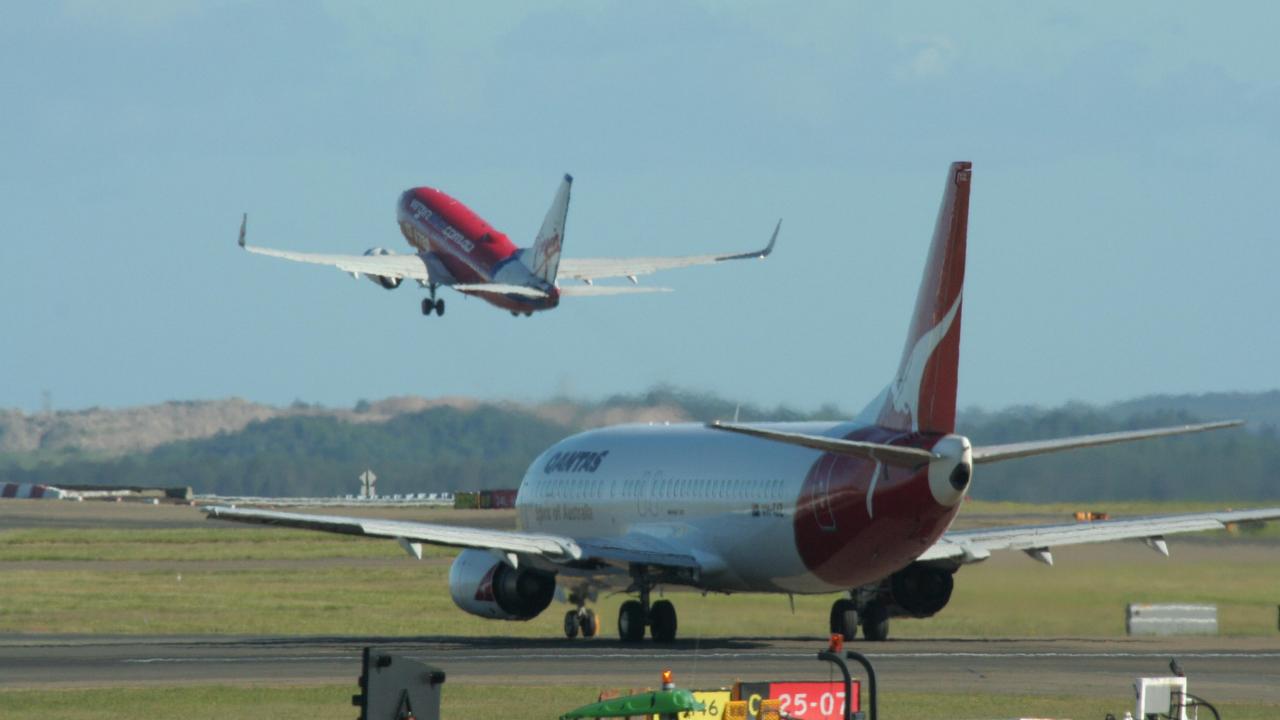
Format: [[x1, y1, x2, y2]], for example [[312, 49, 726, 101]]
[[560, 672, 704, 720]]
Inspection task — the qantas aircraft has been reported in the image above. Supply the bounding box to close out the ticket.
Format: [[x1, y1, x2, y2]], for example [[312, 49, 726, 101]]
[[237, 175, 778, 317], [209, 162, 1280, 643]]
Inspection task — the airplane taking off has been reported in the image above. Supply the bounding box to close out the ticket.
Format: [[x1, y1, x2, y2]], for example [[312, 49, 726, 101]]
[[209, 162, 1280, 643], [237, 175, 779, 317]]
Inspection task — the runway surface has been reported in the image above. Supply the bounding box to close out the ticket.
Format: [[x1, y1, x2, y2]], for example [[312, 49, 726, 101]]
[[3, 634, 1278, 701]]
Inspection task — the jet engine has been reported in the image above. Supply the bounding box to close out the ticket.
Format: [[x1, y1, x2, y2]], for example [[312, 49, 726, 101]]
[[362, 248, 402, 289], [885, 562, 955, 618], [448, 549, 556, 621]]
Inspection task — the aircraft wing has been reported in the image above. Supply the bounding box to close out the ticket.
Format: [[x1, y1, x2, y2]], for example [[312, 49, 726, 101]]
[[918, 507, 1280, 565], [238, 214, 433, 282], [202, 505, 699, 570], [557, 220, 780, 283]]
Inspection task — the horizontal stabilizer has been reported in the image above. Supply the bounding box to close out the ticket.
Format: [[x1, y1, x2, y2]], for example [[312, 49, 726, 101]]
[[971, 420, 1242, 464], [451, 283, 550, 299], [707, 421, 937, 467], [557, 285, 673, 297]]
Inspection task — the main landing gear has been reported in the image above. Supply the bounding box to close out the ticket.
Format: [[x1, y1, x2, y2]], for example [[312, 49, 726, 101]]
[[830, 596, 890, 642], [617, 582, 678, 643], [421, 284, 445, 317], [830, 564, 956, 642]]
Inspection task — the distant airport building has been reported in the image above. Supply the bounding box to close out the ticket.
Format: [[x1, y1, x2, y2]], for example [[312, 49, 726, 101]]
[[1, 483, 69, 500], [453, 489, 518, 509]]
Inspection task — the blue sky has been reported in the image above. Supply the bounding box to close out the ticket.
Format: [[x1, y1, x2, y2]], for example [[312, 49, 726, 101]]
[[2, 2, 1277, 414]]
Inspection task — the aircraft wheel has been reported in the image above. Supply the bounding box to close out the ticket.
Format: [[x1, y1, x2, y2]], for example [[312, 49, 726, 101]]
[[563, 610, 580, 639], [861, 603, 890, 642], [650, 599, 677, 643], [435, 299, 445, 316], [618, 600, 645, 642], [421, 298, 434, 316], [579, 608, 599, 638], [830, 598, 858, 641]]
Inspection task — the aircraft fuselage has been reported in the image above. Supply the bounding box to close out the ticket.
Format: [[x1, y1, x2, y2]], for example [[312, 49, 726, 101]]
[[396, 188, 560, 313], [516, 420, 968, 594]]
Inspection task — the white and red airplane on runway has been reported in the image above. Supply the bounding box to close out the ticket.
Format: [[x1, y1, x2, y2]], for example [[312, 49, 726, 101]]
[[237, 175, 778, 317], [209, 162, 1280, 642]]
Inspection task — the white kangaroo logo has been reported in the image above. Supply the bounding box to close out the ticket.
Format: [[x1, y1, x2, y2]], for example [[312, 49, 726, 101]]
[[889, 292, 962, 432]]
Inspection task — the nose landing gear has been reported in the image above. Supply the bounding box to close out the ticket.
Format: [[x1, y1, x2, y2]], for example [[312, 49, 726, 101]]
[[561, 590, 600, 640], [563, 607, 599, 639]]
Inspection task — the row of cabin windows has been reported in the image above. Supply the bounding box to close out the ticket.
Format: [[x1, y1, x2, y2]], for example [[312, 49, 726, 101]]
[[541, 475, 786, 503]]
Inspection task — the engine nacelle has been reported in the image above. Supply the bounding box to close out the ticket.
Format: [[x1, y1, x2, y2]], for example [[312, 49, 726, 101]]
[[885, 563, 955, 618], [448, 549, 555, 621], [362, 248, 402, 289]]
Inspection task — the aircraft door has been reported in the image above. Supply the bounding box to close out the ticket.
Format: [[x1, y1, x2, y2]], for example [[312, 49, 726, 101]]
[[812, 454, 838, 531]]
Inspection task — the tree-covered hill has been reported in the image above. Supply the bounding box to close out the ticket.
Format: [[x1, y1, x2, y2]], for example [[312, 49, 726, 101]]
[[1, 406, 568, 498], [959, 404, 1280, 502], [2, 387, 1277, 501]]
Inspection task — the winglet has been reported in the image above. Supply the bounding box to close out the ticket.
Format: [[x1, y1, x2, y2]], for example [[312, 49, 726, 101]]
[[238, 213, 247, 248], [761, 219, 781, 258], [717, 219, 781, 261]]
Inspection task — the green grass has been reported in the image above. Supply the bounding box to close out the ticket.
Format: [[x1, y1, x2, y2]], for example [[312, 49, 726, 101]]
[[920, 551, 1280, 637], [1, 510, 1278, 637], [1, 685, 1276, 720], [2, 551, 1279, 636], [0, 527, 452, 561], [5, 505, 1278, 718]]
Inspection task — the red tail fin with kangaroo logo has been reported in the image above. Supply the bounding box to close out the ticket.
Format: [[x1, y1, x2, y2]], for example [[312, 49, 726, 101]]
[[876, 162, 970, 435]]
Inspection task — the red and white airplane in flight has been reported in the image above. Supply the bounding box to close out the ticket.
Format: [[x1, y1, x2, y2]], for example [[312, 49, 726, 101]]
[[237, 175, 778, 317], [210, 162, 1280, 643]]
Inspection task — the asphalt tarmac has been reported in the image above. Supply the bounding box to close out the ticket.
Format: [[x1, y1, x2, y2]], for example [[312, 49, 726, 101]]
[[3, 634, 1278, 703]]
